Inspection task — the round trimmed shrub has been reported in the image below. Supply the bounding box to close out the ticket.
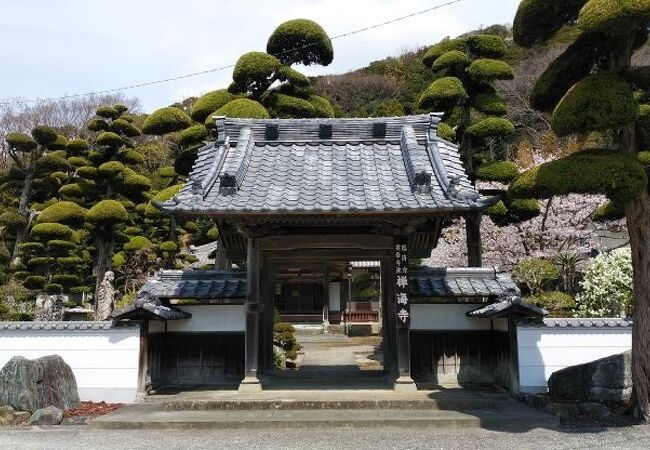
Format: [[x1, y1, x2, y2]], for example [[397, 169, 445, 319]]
[[87, 118, 110, 132], [422, 38, 466, 67], [211, 99, 270, 122], [36, 201, 87, 227], [24, 276, 46, 290], [96, 131, 124, 147], [116, 149, 144, 165], [47, 239, 76, 251], [142, 107, 192, 135], [233, 51, 281, 85], [95, 105, 121, 119], [466, 118, 514, 138], [183, 222, 198, 233], [18, 242, 45, 253], [578, 0, 650, 34], [551, 73, 638, 137], [476, 160, 519, 182], [268, 94, 315, 118], [466, 59, 514, 81], [98, 161, 126, 177], [27, 257, 55, 268], [111, 118, 141, 137], [190, 90, 235, 122], [35, 155, 71, 174], [124, 226, 143, 235], [112, 251, 127, 268], [159, 240, 178, 252], [466, 34, 508, 58], [513, 258, 559, 293], [157, 166, 177, 178], [487, 200, 508, 222], [0, 210, 26, 228], [206, 226, 219, 240], [509, 198, 541, 221], [307, 95, 335, 118], [31, 223, 72, 240], [50, 135, 68, 150], [509, 149, 647, 204], [528, 291, 575, 313], [472, 92, 507, 115], [593, 200, 625, 222], [59, 183, 84, 198], [66, 139, 90, 155], [5, 132, 37, 152], [267, 19, 333, 66], [145, 184, 183, 217], [57, 256, 83, 268], [278, 66, 310, 86], [52, 274, 80, 287], [436, 122, 456, 141], [45, 283, 63, 295], [50, 171, 69, 183], [31, 125, 58, 146], [123, 174, 152, 192], [123, 236, 152, 251], [86, 200, 129, 225], [431, 50, 469, 72], [418, 77, 468, 111], [177, 125, 209, 148], [513, 0, 588, 46]]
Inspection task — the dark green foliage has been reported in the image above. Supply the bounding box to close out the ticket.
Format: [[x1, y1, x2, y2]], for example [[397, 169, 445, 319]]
[[233, 52, 281, 94], [509, 149, 647, 204], [0, 210, 26, 227], [57, 256, 83, 268], [96, 131, 124, 148], [268, 93, 315, 118], [466, 59, 514, 81], [117, 149, 145, 165], [578, 0, 650, 34], [418, 77, 467, 111], [36, 201, 86, 227], [177, 125, 209, 148], [431, 50, 469, 72], [145, 184, 183, 217], [174, 147, 198, 177], [206, 226, 219, 240], [45, 283, 63, 295], [95, 105, 121, 119], [277, 66, 310, 87], [5, 132, 37, 152], [513, 0, 588, 46], [190, 89, 235, 122], [307, 95, 335, 118], [627, 67, 650, 91], [637, 107, 650, 150], [35, 155, 70, 174], [123, 236, 152, 251], [123, 174, 152, 192], [0, 245, 10, 264], [593, 200, 625, 221], [18, 242, 45, 253], [267, 19, 333, 66], [31, 126, 58, 146], [142, 107, 192, 135], [157, 166, 176, 178], [86, 199, 129, 225], [472, 91, 507, 115], [111, 118, 141, 137], [52, 274, 79, 287], [466, 34, 508, 58], [528, 291, 575, 313], [112, 252, 126, 268], [466, 117, 514, 138], [551, 73, 638, 136], [530, 33, 601, 112], [58, 183, 84, 198], [31, 223, 72, 240], [28, 256, 55, 268], [486, 200, 508, 222], [436, 122, 456, 141], [159, 240, 177, 252], [98, 161, 126, 177], [47, 240, 76, 251], [50, 135, 68, 150], [23, 276, 46, 290], [509, 198, 542, 221], [475, 160, 519, 182], [422, 38, 466, 67], [87, 118, 110, 132], [513, 257, 559, 293], [212, 99, 270, 120]]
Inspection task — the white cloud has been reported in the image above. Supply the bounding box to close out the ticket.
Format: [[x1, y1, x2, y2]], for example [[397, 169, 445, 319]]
[[0, 0, 519, 111]]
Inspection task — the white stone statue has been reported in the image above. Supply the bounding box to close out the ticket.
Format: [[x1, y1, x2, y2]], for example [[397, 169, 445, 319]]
[[95, 271, 115, 321]]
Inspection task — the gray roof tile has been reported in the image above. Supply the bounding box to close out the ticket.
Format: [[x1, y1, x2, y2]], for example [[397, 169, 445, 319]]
[[409, 267, 518, 298]]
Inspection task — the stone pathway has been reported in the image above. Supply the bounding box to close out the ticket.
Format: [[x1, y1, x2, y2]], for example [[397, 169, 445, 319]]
[[295, 333, 383, 370]]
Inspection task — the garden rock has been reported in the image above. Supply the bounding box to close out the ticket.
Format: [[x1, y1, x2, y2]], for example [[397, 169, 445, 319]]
[[0, 355, 80, 413], [578, 402, 611, 419], [0, 406, 31, 426], [543, 402, 579, 418], [29, 406, 63, 425], [548, 350, 631, 405]]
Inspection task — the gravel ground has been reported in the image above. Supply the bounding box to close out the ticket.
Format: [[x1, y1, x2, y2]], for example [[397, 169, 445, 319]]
[[2, 425, 650, 450]]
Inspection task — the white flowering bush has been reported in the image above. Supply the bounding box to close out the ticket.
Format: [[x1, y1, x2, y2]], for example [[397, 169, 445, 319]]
[[575, 248, 633, 318]]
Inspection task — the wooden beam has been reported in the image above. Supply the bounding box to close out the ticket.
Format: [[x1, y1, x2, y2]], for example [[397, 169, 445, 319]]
[[466, 213, 483, 267], [260, 234, 394, 251], [136, 319, 150, 400], [239, 237, 262, 392]]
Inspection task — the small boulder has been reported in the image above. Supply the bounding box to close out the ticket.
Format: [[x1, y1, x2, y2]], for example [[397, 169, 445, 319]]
[[548, 350, 631, 405], [0, 406, 31, 426], [29, 406, 63, 425], [0, 355, 80, 413], [578, 402, 612, 419]]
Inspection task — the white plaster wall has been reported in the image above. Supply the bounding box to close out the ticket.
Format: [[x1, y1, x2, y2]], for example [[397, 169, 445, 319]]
[[151, 305, 245, 333], [0, 327, 140, 403], [410, 303, 507, 331], [328, 282, 341, 311], [518, 326, 632, 393]]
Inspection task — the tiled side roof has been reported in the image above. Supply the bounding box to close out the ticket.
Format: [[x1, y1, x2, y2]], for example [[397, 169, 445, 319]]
[[0, 321, 138, 331], [112, 303, 191, 321], [467, 299, 547, 319], [139, 270, 247, 300], [409, 267, 518, 298], [158, 114, 493, 216], [519, 318, 633, 328]]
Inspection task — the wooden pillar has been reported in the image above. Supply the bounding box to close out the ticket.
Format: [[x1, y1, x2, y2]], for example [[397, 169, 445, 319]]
[[466, 213, 483, 267], [136, 319, 150, 400], [392, 237, 417, 392], [260, 254, 274, 372], [240, 237, 262, 392], [508, 314, 520, 395], [322, 269, 330, 326]]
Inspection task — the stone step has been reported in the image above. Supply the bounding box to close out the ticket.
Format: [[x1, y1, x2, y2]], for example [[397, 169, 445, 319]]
[[89, 405, 559, 430]]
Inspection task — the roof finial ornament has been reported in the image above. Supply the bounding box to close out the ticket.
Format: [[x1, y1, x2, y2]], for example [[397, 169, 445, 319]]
[[447, 175, 480, 200], [214, 116, 227, 144]]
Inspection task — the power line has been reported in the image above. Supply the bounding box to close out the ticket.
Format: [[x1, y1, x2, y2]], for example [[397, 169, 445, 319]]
[[1, 0, 463, 106]]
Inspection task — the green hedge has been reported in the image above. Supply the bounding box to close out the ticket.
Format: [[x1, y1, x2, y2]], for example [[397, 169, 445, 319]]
[[66, 139, 90, 155], [431, 50, 469, 72], [268, 93, 315, 118], [466, 118, 514, 138], [307, 95, 335, 118], [466, 59, 514, 82], [95, 105, 121, 119], [87, 118, 110, 132], [436, 122, 456, 141], [96, 131, 124, 148], [36, 201, 86, 227], [31, 223, 72, 240], [177, 125, 209, 148], [475, 160, 519, 182], [472, 91, 507, 115], [210, 99, 270, 122], [418, 77, 468, 111], [86, 200, 129, 225], [190, 90, 235, 122], [466, 34, 508, 58], [142, 107, 192, 135]]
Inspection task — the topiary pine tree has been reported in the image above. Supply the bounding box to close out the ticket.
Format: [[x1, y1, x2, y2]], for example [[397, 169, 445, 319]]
[[76, 105, 153, 299], [510, 0, 650, 421], [2, 126, 71, 262], [419, 34, 516, 178]]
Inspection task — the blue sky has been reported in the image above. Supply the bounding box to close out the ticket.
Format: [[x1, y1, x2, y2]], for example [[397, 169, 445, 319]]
[[0, 0, 520, 111]]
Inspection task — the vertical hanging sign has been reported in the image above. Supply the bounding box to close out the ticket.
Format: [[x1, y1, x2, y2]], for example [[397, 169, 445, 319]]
[[394, 239, 410, 327]]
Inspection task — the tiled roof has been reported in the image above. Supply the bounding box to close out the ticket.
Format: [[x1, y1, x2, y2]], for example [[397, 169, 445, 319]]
[[519, 318, 633, 328], [467, 298, 547, 319], [409, 267, 518, 298], [157, 115, 493, 216], [112, 303, 191, 321], [139, 270, 247, 300], [0, 321, 138, 331]]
